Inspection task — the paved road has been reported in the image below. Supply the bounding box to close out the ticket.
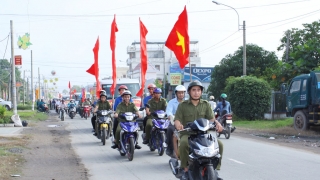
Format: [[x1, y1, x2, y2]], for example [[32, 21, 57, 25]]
[[62, 114, 320, 180]]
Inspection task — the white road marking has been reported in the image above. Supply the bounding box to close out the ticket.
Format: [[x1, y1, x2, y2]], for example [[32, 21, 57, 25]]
[[228, 158, 245, 164]]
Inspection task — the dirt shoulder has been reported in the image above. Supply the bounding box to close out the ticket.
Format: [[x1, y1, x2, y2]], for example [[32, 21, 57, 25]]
[[18, 114, 88, 180], [233, 126, 320, 154]]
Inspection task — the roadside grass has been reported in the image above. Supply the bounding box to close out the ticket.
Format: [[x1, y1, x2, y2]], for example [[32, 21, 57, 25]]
[[233, 118, 293, 130], [3, 110, 48, 123], [0, 135, 30, 179]]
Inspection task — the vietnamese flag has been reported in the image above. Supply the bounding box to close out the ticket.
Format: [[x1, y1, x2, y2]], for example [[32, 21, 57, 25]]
[[165, 6, 189, 69], [81, 88, 86, 102], [68, 81, 71, 89], [110, 14, 118, 96], [136, 18, 148, 97], [86, 37, 101, 98]]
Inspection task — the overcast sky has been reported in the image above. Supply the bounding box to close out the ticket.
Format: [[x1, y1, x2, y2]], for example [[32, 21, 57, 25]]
[[0, 0, 319, 92]]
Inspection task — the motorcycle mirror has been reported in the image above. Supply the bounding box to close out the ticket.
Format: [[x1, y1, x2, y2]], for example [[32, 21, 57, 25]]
[[139, 107, 145, 111]]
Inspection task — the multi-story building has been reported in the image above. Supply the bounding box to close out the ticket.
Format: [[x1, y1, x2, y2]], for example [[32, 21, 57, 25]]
[[126, 41, 201, 79]]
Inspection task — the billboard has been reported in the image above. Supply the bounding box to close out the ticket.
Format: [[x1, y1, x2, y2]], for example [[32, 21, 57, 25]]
[[184, 67, 214, 82], [170, 73, 182, 85]]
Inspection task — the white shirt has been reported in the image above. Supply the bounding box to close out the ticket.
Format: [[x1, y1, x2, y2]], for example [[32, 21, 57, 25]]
[[209, 101, 216, 111]]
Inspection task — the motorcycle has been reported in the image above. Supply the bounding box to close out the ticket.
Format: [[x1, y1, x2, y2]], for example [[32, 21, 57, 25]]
[[117, 112, 140, 161], [143, 110, 170, 156], [215, 110, 233, 139], [37, 104, 49, 114], [169, 118, 221, 180], [95, 110, 113, 145], [68, 104, 76, 119], [83, 105, 91, 120], [59, 107, 65, 121]]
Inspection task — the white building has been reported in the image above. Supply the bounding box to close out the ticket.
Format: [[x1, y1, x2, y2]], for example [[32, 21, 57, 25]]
[[126, 41, 201, 79]]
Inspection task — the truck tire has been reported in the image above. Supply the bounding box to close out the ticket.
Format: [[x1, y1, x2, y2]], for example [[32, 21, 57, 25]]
[[293, 110, 309, 131]]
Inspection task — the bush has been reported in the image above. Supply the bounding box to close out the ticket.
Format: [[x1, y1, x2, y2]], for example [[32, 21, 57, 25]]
[[17, 105, 32, 110], [0, 106, 6, 119], [225, 76, 271, 120]]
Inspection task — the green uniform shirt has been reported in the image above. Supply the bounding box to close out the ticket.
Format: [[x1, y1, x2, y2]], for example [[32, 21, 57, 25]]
[[97, 100, 111, 111], [116, 102, 138, 122], [82, 101, 91, 106], [174, 99, 213, 126], [147, 97, 167, 118]]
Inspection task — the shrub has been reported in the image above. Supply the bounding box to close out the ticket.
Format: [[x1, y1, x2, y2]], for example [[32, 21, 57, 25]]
[[0, 106, 6, 119], [225, 76, 271, 120], [17, 105, 32, 110]]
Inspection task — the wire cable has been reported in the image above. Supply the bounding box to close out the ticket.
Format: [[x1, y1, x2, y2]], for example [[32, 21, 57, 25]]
[[0, 34, 9, 42], [2, 34, 10, 59], [200, 30, 239, 53]]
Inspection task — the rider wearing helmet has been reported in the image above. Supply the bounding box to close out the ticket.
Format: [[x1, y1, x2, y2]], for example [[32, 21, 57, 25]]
[[92, 91, 111, 136], [165, 85, 186, 157], [174, 81, 224, 180], [59, 99, 67, 119], [111, 90, 141, 149], [112, 85, 133, 140], [143, 83, 156, 107], [209, 95, 217, 110], [214, 93, 231, 117], [143, 87, 167, 144]]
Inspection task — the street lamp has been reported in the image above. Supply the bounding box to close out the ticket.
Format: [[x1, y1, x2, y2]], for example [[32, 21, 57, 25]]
[[212, 1, 246, 76]]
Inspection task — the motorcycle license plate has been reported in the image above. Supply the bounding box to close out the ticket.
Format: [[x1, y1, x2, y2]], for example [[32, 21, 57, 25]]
[[226, 120, 232, 124], [101, 123, 108, 129]]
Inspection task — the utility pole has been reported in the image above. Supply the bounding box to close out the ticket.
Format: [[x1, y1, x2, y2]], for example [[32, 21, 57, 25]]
[[38, 67, 40, 100], [26, 77, 29, 101], [286, 31, 290, 62], [163, 48, 166, 99], [10, 20, 18, 115], [31, 50, 34, 111], [243, 21, 246, 76], [23, 70, 25, 105]]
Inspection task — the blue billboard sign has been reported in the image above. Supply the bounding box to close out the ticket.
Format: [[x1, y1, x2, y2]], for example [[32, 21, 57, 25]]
[[184, 67, 214, 82], [170, 62, 184, 74]]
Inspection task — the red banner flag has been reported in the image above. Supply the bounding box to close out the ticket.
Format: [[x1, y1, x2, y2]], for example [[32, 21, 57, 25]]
[[165, 6, 189, 69], [81, 88, 86, 102], [86, 37, 101, 98], [68, 81, 71, 89], [110, 15, 118, 96], [136, 18, 148, 97]]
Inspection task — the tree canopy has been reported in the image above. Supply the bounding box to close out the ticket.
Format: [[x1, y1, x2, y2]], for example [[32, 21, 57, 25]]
[[208, 44, 278, 98]]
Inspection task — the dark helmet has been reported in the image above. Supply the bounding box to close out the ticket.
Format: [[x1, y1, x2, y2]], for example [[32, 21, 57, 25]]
[[121, 90, 132, 97], [187, 80, 204, 92], [100, 92, 107, 98], [22, 120, 28, 127], [220, 93, 227, 99], [118, 85, 128, 91], [153, 88, 162, 94]]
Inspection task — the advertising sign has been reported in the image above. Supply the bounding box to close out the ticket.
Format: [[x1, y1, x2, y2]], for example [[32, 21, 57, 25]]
[[14, 55, 22, 66], [184, 67, 214, 82], [170, 73, 182, 85], [170, 62, 184, 74]]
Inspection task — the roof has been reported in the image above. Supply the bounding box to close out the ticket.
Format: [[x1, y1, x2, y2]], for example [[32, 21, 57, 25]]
[[132, 63, 159, 72], [131, 40, 199, 45]]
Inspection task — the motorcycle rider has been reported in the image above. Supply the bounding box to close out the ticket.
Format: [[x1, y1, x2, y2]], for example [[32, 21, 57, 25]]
[[112, 85, 133, 138], [93, 91, 111, 136], [143, 88, 167, 144], [55, 99, 61, 113], [38, 99, 46, 112], [111, 90, 141, 149], [142, 83, 156, 133], [81, 99, 91, 117], [90, 90, 106, 132], [67, 100, 76, 114], [59, 100, 67, 119], [209, 95, 217, 111], [165, 85, 186, 157], [174, 80, 224, 180], [214, 93, 236, 133]]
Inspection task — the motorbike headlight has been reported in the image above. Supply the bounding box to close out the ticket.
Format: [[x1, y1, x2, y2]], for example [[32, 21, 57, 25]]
[[157, 113, 165, 119], [125, 115, 134, 121], [194, 143, 218, 158]]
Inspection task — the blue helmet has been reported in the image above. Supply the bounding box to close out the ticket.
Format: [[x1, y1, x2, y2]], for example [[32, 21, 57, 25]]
[[153, 88, 162, 94]]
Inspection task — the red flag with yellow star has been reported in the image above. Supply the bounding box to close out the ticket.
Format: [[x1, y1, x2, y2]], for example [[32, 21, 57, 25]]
[[165, 6, 189, 69]]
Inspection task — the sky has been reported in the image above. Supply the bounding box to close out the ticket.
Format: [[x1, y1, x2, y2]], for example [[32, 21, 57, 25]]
[[0, 0, 319, 93]]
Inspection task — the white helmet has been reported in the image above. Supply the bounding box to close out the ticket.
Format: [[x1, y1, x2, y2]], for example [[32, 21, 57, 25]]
[[175, 85, 186, 93], [209, 96, 215, 100]]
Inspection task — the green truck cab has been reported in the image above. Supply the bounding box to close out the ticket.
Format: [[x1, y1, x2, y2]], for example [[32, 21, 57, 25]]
[[281, 71, 320, 130]]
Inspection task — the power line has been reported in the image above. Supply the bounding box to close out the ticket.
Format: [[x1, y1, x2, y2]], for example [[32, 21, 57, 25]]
[[0, 34, 9, 42], [0, 0, 310, 17], [2, 34, 10, 59], [200, 30, 239, 53]]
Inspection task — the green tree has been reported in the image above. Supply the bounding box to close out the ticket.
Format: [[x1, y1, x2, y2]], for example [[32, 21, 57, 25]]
[[278, 20, 320, 78], [71, 85, 81, 93], [208, 44, 278, 98], [225, 76, 271, 120], [62, 89, 68, 94]]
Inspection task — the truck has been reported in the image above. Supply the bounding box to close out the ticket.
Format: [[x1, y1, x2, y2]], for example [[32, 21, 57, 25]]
[[281, 71, 320, 131]]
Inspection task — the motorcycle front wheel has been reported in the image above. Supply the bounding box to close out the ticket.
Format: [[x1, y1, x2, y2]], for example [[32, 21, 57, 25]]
[[201, 165, 217, 180], [158, 133, 165, 156], [101, 127, 106, 145], [127, 137, 135, 161]]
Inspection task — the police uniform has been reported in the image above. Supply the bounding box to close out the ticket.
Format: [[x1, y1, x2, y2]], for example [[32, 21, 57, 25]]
[[145, 97, 167, 140], [174, 99, 224, 170], [92, 100, 111, 132], [115, 102, 138, 144]]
